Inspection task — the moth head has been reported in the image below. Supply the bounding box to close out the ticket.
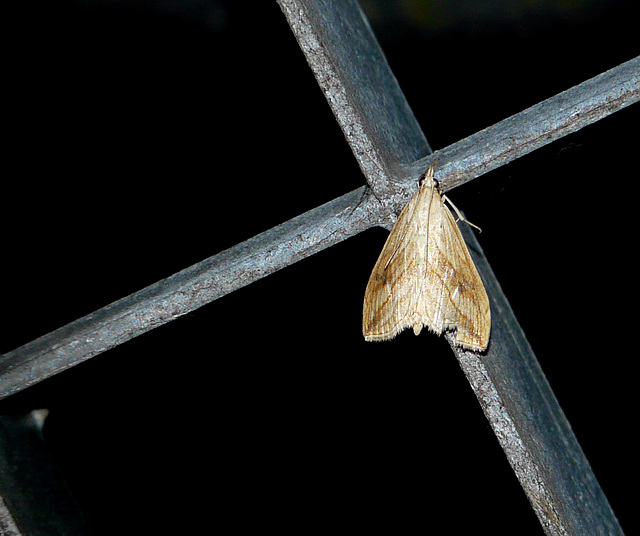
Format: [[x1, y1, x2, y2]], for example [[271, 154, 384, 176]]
[[418, 163, 438, 191]]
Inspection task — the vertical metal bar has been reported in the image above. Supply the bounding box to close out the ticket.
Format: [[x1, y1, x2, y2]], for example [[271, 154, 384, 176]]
[[453, 222, 623, 535], [278, 0, 431, 198], [278, 1, 625, 534]]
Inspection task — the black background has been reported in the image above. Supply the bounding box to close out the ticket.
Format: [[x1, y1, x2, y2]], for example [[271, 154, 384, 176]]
[[2, 1, 638, 534]]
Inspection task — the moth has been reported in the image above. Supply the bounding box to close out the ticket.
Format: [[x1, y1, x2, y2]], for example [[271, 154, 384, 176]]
[[362, 164, 491, 351]]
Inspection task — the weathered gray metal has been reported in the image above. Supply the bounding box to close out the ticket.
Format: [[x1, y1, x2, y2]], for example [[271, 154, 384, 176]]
[[1, 48, 637, 406]]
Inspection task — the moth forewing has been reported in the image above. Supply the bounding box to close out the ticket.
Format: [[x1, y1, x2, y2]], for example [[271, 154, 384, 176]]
[[362, 175, 432, 341], [362, 164, 490, 351], [437, 206, 490, 350]]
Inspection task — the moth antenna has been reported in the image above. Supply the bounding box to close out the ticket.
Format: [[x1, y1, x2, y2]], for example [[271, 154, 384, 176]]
[[442, 194, 482, 233]]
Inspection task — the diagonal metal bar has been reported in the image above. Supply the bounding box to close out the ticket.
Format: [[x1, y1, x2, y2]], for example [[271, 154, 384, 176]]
[[1, 52, 637, 403], [409, 54, 640, 193]]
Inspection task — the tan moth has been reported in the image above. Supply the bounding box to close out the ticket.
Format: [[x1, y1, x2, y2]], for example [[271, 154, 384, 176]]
[[362, 164, 490, 351]]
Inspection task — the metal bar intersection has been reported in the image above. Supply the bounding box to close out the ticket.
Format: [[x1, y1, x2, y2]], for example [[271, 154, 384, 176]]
[[2, 1, 638, 533]]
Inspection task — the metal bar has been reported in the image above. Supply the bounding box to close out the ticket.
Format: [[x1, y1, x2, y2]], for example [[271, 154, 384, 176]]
[[451, 222, 623, 535], [1, 54, 636, 402], [278, 0, 431, 198], [0, 188, 372, 399], [412, 54, 640, 193]]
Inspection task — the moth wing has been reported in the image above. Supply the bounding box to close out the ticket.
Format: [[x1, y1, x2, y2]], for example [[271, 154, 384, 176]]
[[362, 187, 430, 341], [433, 206, 491, 350]]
